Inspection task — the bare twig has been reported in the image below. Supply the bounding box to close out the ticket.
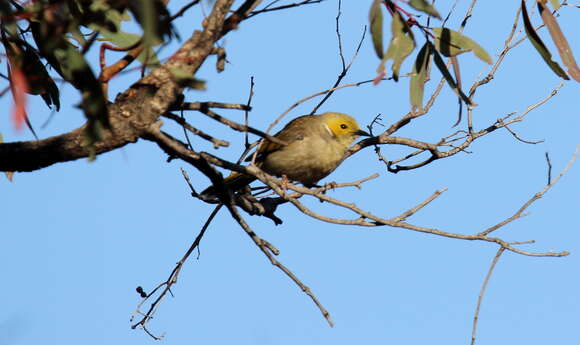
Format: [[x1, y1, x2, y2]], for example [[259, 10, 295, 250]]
[[198, 107, 288, 146], [310, 21, 367, 115], [247, 0, 324, 18], [471, 247, 506, 345], [368, 114, 389, 165], [268, 78, 390, 133], [98, 41, 144, 95], [244, 76, 255, 149], [130, 194, 223, 339], [545, 152, 552, 185], [170, 0, 202, 21], [460, 0, 479, 31], [357, 82, 564, 172], [223, 198, 334, 326], [479, 145, 580, 236], [504, 124, 544, 145], [468, 7, 522, 97], [335, 0, 345, 71], [171, 101, 251, 112], [390, 188, 449, 222], [231, 163, 567, 257], [442, 0, 462, 26], [162, 112, 229, 148]]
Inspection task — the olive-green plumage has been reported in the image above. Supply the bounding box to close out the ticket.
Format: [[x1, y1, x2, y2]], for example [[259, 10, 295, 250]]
[[202, 112, 369, 197]]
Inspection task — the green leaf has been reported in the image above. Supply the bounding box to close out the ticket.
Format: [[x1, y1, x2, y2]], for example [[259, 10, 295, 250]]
[[431, 43, 471, 105], [24, 0, 108, 149], [410, 43, 432, 111], [86, 1, 160, 67], [521, 0, 569, 80], [97, 30, 160, 66], [67, 25, 88, 48], [128, 0, 176, 46], [383, 12, 415, 81], [89, 0, 129, 29], [432, 27, 492, 64], [69, 0, 122, 33], [2, 35, 60, 110], [408, 0, 441, 19], [549, 0, 562, 11], [59, 45, 109, 145], [369, 0, 384, 59]]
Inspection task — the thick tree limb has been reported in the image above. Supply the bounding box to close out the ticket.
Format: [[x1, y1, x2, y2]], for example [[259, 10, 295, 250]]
[[0, 0, 235, 172]]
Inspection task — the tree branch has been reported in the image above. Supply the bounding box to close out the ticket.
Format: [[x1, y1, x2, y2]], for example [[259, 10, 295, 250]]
[[0, 0, 236, 172]]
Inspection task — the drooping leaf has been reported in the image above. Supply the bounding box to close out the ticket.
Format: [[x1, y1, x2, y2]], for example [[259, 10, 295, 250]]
[[0, 1, 13, 16], [84, 1, 160, 66], [69, 0, 121, 34], [128, 0, 176, 46], [28, 4, 110, 146], [22, 46, 60, 110], [450, 56, 464, 127], [521, 0, 569, 80], [383, 11, 416, 81], [369, 0, 384, 59], [0, 1, 20, 38], [410, 42, 432, 111], [432, 27, 492, 64], [2, 34, 60, 110], [431, 43, 471, 106], [408, 0, 441, 19], [8, 66, 28, 131], [538, 1, 580, 82]]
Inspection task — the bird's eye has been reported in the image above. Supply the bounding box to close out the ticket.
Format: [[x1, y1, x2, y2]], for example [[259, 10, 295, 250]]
[[340, 124, 348, 129]]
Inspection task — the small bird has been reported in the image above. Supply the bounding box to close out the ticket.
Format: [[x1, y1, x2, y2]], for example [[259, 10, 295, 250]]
[[201, 112, 370, 198]]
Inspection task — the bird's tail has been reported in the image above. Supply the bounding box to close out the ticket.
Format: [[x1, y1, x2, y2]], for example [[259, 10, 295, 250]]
[[199, 172, 256, 201]]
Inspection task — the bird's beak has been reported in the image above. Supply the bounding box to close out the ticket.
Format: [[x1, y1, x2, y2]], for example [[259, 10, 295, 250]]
[[355, 129, 371, 137]]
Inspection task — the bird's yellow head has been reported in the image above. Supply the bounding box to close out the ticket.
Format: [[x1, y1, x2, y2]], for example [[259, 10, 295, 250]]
[[320, 112, 370, 144]]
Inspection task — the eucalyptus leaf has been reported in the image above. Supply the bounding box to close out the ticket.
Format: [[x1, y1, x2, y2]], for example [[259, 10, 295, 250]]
[[538, 1, 580, 81], [408, 0, 441, 19], [431, 43, 471, 105], [369, 0, 384, 59], [432, 27, 492, 64], [521, 0, 569, 80], [98, 30, 160, 66], [410, 43, 432, 110], [383, 12, 415, 81]]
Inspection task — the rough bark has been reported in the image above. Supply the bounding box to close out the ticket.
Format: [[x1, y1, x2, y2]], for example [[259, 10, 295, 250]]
[[0, 0, 235, 172]]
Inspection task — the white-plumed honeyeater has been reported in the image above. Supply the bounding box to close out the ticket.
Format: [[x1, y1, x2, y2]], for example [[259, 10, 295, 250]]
[[202, 112, 369, 197]]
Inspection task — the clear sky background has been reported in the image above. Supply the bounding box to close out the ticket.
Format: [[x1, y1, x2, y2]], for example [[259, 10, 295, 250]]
[[1, 1, 579, 344]]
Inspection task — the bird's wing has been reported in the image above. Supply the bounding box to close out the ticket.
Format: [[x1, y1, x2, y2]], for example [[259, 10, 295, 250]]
[[246, 115, 314, 162]]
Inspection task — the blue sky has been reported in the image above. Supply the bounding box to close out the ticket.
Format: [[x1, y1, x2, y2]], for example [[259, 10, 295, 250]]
[[1, 1, 579, 344]]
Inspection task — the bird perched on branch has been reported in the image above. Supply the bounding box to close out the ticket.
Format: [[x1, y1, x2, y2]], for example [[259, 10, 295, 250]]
[[201, 112, 370, 199]]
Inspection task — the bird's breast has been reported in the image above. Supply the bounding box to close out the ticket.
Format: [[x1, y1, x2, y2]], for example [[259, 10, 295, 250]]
[[260, 134, 346, 186]]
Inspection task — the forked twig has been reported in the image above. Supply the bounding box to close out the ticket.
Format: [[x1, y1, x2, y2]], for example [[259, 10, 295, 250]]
[[310, 0, 367, 115], [130, 174, 222, 338], [223, 198, 334, 326], [479, 145, 580, 236]]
